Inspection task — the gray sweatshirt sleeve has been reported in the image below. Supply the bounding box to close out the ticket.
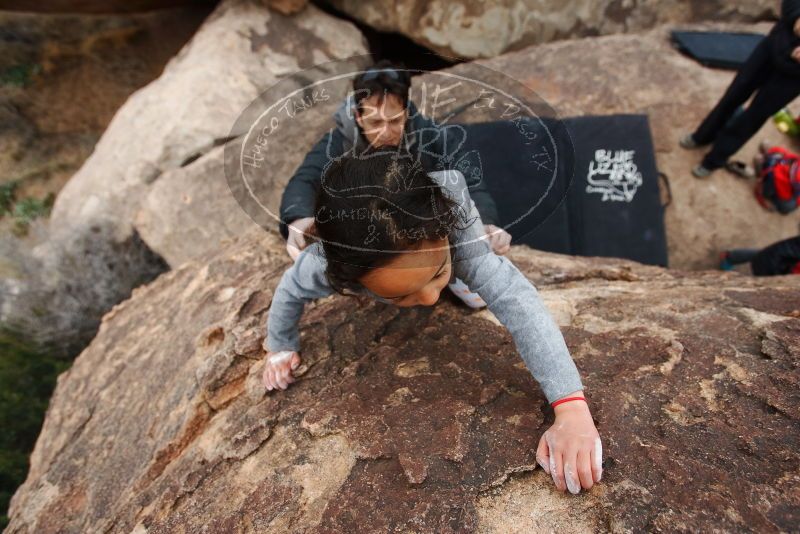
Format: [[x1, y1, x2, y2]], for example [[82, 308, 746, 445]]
[[446, 176, 584, 403], [263, 242, 334, 353]]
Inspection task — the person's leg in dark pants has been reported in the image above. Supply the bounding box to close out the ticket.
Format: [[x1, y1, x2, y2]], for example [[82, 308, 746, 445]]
[[727, 249, 760, 264], [751, 236, 800, 276], [691, 38, 774, 146], [701, 72, 800, 169], [719, 248, 759, 270]]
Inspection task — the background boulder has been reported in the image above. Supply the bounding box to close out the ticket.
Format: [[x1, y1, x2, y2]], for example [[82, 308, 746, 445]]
[[320, 0, 778, 59], [7, 231, 799, 532]]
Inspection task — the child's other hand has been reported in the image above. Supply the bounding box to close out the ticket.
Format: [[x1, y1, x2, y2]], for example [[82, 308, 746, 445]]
[[535, 393, 602, 494], [262, 350, 302, 391], [483, 224, 512, 255]]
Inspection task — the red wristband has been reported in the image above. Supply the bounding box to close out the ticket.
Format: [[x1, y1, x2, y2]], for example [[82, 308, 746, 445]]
[[550, 396, 587, 408]]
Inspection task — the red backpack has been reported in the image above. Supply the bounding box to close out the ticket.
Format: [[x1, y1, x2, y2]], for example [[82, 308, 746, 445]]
[[756, 146, 800, 214]]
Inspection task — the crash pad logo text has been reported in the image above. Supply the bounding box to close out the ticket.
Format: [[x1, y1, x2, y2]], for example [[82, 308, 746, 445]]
[[585, 149, 642, 202]]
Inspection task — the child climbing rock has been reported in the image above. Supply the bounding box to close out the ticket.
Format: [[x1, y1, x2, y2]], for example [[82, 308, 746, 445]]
[[261, 152, 603, 494]]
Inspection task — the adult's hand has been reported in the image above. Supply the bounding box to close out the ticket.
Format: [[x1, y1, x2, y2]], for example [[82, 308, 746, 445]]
[[483, 224, 512, 255], [286, 217, 315, 261]]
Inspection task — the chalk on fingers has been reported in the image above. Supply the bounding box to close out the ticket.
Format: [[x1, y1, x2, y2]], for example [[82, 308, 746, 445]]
[[269, 351, 293, 365], [565, 463, 581, 495], [594, 437, 603, 481], [537, 456, 550, 474]]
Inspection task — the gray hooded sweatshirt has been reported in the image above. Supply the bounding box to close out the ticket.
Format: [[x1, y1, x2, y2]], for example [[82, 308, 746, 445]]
[[265, 169, 583, 403]]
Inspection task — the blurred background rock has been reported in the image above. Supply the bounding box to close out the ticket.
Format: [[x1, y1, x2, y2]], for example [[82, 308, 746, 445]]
[[0, 1, 214, 528]]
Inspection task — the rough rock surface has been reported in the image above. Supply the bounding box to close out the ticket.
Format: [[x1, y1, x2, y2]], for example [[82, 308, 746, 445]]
[[0, 0, 367, 353], [7, 230, 800, 532], [322, 0, 777, 59]]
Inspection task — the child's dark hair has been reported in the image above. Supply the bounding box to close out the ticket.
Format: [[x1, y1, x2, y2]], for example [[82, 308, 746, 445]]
[[313, 151, 472, 295], [352, 60, 412, 115]]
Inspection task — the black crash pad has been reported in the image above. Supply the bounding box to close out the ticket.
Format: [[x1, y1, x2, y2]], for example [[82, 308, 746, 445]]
[[671, 31, 765, 70], [454, 114, 668, 266]]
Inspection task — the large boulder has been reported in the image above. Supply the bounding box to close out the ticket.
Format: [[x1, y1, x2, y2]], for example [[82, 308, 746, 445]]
[[7, 229, 800, 532], [320, 0, 777, 59], [133, 144, 250, 268], [0, 0, 367, 353]]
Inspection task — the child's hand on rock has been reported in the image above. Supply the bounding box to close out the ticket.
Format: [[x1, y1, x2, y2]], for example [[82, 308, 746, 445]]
[[262, 350, 301, 391], [535, 394, 602, 494]]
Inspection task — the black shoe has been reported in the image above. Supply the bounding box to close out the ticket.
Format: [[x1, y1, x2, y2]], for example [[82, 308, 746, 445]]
[[680, 134, 700, 149], [725, 160, 755, 179], [692, 164, 713, 178]]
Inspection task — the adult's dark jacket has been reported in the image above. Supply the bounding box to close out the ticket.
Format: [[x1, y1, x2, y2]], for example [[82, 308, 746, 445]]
[[771, 0, 800, 77], [278, 97, 500, 240]]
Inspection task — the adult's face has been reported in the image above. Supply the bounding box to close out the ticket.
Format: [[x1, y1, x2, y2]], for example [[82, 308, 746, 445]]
[[355, 92, 407, 148]]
